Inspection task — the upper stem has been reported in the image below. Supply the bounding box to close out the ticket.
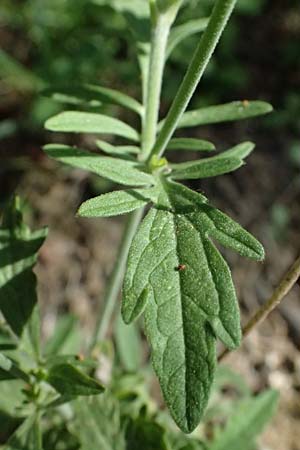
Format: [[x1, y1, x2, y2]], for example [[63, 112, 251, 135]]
[[141, 13, 171, 160], [149, 0, 237, 160]]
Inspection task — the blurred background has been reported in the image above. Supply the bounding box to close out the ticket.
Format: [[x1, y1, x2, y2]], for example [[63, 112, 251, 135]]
[[0, 0, 299, 448]]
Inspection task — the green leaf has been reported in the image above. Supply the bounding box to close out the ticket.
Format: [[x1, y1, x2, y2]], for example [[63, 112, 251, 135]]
[[125, 417, 169, 450], [3, 413, 42, 450], [122, 179, 264, 432], [46, 363, 104, 396], [122, 206, 217, 432], [0, 380, 25, 417], [0, 198, 47, 351], [45, 111, 140, 142], [170, 157, 243, 180], [0, 352, 12, 372], [208, 390, 279, 450], [78, 188, 157, 218], [173, 101, 273, 129], [167, 18, 209, 59], [96, 140, 140, 158], [167, 138, 215, 152], [72, 393, 125, 450], [44, 144, 154, 186], [214, 141, 255, 160], [0, 353, 29, 382], [44, 84, 143, 115], [115, 313, 143, 372], [169, 141, 256, 180]]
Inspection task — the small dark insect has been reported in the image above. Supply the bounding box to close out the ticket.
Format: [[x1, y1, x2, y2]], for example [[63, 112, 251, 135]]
[[176, 264, 186, 271], [76, 353, 85, 362], [242, 99, 249, 107]]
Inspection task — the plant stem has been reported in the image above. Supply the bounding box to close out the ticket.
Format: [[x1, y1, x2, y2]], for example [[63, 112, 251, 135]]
[[89, 208, 144, 350], [141, 13, 172, 159], [218, 255, 300, 362], [149, 0, 237, 160]]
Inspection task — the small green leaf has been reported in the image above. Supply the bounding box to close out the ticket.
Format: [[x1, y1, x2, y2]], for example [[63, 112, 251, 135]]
[[44, 84, 143, 115], [202, 205, 265, 261], [3, 413, 42, 450], [0, 380, 26, 417], [47, 363, 104, 396], [215, 141, 255, 160], [0, 352, 12, 372], [78, 188, 157, 218], [173, 101, 273, 129], [96, 140, 140, 158], [44, 144, 154, 186], [170, 157, 243, 180], [125, 417, 169, 450], [0, 197, 46, 354], [72, 393, 125, 450], [45, 111, 140, 142], [167, 18, 209, 59], [208, 390, 279, 450], [167, 138, 215, 152]]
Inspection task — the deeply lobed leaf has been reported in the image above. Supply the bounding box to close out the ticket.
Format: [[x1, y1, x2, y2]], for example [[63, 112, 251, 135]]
[[122, 178, 264, 432]]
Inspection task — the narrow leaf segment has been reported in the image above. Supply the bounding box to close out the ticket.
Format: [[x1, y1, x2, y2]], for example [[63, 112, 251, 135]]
[[45, 111, 140, 142], [44, 144, 154, 187]]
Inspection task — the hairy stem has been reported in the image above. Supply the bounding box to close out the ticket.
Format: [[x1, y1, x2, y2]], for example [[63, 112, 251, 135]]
[[90, 208, 144, 349], [149, 0, 237, 160], [219, 255, 300, 361], [141, 13, 172, 159]]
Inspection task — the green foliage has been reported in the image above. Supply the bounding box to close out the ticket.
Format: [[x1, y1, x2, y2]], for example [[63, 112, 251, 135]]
[[208, 390, 279, 450], [172, 100, 273, 129], [3, 414, 42, 450], [115, 314, 143, 372], [41, 0, 273, 435], [43, 84, 143, 115], [0, 0, 280, 446], [44, 144, 154, 186], [45, 111, 140, 142], [78, 188, 158, 218], [167, 138, 215, 152], [0, 197, 46, 357], [47, 363, 104, 397]]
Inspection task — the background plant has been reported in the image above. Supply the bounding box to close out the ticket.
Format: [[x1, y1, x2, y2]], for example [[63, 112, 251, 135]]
[[1, 0, 299, 448]]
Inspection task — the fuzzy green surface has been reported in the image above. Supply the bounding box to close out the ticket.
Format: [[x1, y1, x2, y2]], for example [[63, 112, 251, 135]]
[[176, 101, 273, 128], [45, 111, 140, 142], [44, 144, 154, 186], [78, 188, 157, 218], [122, 178, 264, 432], [47, 363, 104, 396]]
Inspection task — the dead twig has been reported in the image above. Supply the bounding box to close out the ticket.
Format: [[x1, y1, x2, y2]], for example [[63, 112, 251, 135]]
[[218, 255, 300, 362]]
